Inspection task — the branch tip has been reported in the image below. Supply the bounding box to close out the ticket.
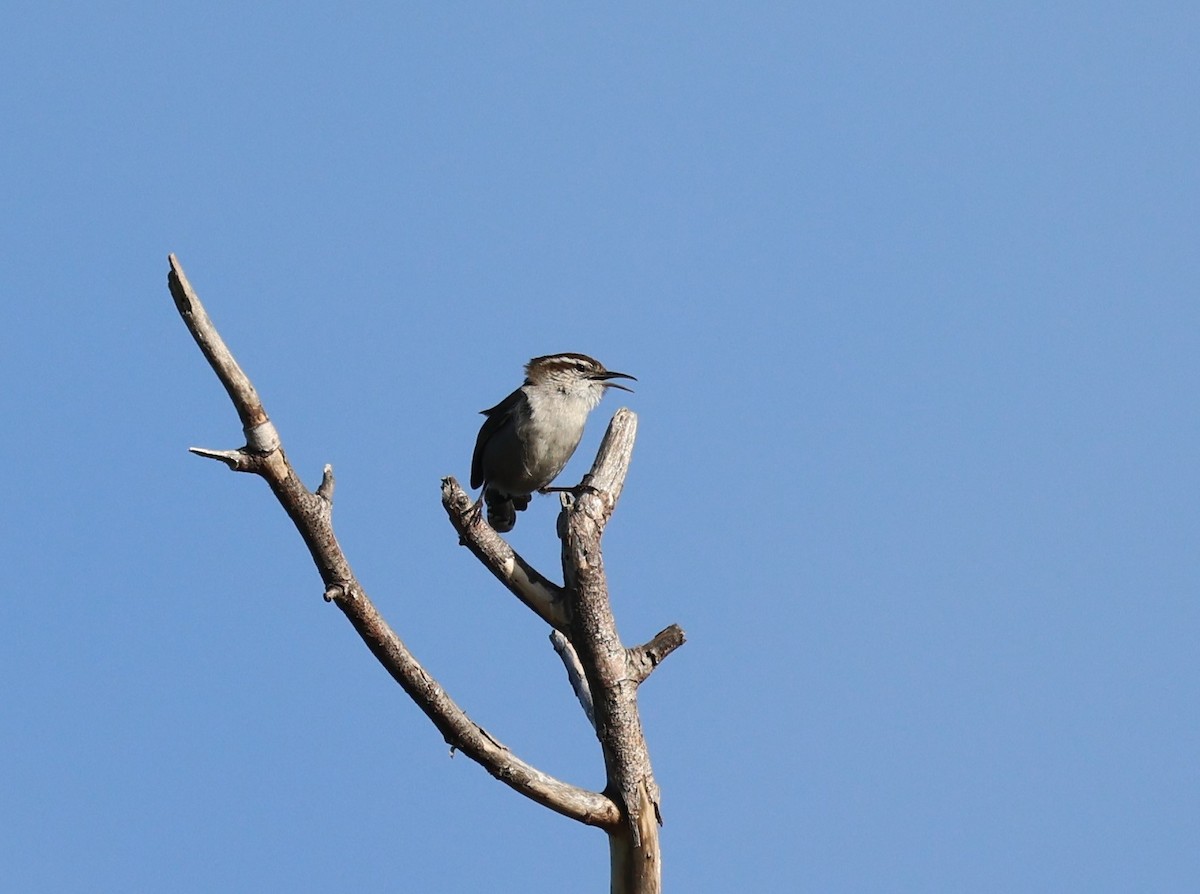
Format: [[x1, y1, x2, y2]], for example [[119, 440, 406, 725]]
[[628, 624, 686, 684], [167, 254, 193, 312], [317, 464, 335, 502]]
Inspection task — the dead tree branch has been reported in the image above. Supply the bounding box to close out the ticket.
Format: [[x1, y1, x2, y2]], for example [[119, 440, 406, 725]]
[[448, 406, 686, 893], [441, 480, 569, 630], [166, 254, 619, 829], [557, 410, 667, 889], [169, 255, 686, 893]]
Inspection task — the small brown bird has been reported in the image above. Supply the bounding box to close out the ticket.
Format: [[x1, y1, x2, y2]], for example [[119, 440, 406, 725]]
[[470, 353, 635, 532]]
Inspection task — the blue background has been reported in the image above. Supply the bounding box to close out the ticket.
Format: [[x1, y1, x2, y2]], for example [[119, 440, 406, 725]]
[[3, 3, 1197, 890]]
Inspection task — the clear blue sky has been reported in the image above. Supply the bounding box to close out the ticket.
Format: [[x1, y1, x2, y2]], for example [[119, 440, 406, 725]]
[[3, 3, 1197, 891]]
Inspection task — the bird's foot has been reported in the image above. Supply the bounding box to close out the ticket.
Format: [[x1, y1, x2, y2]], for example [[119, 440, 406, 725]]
[[470, 495, 486, 519], [459, 499, 486, 544]]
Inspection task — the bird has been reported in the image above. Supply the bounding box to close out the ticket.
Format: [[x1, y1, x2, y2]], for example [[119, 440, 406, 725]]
[[470, 352, 636, 532]]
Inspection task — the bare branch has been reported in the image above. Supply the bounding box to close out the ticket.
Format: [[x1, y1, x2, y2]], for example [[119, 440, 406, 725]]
[[167, 255, 619, 830], [450, 402, 685, 890], [441, 477, 569, 631], [187, 446, 260, 472], [325, 582, 618, 827], [559, 408, 668, 865], [445, 405, 687, 893], [627, 625, 687, 685], [572, 408, 638, 520], [168, 254, 279, 452], [550, 631, 595, 728]]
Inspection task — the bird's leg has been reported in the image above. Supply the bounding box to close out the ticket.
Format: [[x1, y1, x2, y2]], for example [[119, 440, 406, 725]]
[[538, 473, 599, 497]]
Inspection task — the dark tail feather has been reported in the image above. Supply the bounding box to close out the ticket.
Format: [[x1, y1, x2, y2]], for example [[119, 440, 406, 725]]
[[485, 489, 519, 532]]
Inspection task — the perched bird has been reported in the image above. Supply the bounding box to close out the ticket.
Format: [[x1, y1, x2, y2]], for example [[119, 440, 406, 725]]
[[470, 352, 635, 532]]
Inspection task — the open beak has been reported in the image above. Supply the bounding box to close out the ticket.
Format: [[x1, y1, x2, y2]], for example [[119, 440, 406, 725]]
[[597, 370, 636, 393]]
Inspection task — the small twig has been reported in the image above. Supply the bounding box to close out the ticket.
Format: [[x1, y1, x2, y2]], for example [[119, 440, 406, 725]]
[[550, 631, 595, 729], [315, 464, 335, 503], [187, 446, 259, 472], [627, 625, 687, 685]]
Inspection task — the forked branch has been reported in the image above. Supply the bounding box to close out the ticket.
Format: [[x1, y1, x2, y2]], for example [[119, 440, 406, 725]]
[[166, 254, 619, 829], [451, 404, 686, 893]]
